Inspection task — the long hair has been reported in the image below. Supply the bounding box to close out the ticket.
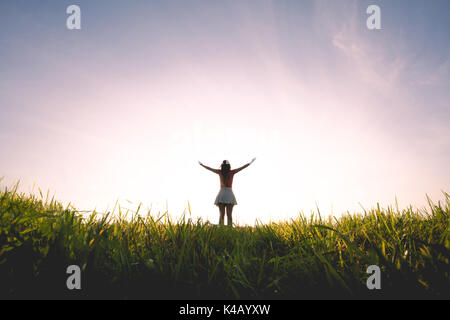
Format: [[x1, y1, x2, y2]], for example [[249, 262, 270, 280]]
[[220, 160, 231, 179]]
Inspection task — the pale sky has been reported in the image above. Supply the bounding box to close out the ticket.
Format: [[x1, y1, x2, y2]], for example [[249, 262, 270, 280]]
[[1, 0, 449, 225]]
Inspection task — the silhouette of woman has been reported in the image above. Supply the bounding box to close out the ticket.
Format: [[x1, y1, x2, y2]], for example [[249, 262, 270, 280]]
[[198, 158, 256, 226]]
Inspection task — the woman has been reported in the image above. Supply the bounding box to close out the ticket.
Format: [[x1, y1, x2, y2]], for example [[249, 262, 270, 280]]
[[198, 158, 256, 226]]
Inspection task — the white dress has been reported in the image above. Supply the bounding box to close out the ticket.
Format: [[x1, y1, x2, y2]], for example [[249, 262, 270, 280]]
[[214, 187, 237, 206]]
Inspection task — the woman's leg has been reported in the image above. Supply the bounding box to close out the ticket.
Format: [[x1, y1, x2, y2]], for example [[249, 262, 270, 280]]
[[225, 204, 234, 226], [218, 204, 225, 225]]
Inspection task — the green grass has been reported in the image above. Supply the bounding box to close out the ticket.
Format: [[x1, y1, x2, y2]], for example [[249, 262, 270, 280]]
[[0, 183, 449, 299]]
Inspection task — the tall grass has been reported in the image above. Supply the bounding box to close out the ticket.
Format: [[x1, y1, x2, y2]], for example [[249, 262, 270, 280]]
[[0, 184, 449, 299]]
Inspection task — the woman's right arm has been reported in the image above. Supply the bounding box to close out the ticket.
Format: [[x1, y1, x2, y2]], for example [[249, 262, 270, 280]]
[[199, 161, 220, 174]]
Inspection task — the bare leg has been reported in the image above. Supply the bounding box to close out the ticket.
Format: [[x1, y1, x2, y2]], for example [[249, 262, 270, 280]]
[[225, 204, 234, 227], [218, 204, 225, 225]]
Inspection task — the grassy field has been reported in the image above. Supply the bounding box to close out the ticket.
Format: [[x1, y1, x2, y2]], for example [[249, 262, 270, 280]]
[[0, 184, 449, 299]]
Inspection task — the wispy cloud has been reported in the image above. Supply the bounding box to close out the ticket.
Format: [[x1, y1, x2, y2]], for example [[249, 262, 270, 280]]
[[418, 57, 450, 87], [332, 27, 405, 94]]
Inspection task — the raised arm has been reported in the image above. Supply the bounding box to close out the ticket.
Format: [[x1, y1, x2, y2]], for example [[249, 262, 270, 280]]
[[198, 161, 220, 174], [231, 158, 256, 174]]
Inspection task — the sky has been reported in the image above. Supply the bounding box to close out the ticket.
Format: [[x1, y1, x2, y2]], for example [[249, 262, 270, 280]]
[[1, 0, 449, 225]]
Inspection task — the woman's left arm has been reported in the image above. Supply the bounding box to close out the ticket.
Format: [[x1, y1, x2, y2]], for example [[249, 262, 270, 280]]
[[232, 158, 256, 174]]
